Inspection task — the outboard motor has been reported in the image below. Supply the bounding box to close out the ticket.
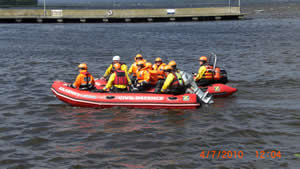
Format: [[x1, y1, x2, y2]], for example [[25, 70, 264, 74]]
[[219, 68, 228, 84], [180, 70, 214, 104]]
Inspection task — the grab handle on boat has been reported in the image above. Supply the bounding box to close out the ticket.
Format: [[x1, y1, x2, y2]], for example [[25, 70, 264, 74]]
[[106, 96, 115, 99], [168, 97, 177, 100]]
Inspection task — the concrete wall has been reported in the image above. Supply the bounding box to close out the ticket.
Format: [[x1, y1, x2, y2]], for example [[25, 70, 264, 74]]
[[0, 7, 240, 18]]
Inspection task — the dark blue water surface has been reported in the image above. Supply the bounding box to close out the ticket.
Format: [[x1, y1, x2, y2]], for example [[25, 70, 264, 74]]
[[0, 3, 300, 169]]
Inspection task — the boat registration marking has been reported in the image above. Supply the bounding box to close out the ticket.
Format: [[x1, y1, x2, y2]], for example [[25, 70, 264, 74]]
[[59, 87, 97, 99], [183, 96, 190, 101], [214, 86, 220, 92]]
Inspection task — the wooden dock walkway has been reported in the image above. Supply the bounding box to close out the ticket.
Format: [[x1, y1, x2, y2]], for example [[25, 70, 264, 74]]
[[0, 7, 244, 23]]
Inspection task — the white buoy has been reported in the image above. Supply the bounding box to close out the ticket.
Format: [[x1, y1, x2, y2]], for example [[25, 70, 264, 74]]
[[80, 18, 86, 23], [215, 16, 222, 20], [37, 18, 43, 23], [57, 19, 63, 23], [169, 17, 176, 21], [16, 18, 22, 23], [192, 17, 198, 21]]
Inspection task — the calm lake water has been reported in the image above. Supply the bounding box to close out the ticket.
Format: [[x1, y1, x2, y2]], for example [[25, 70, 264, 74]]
[[0, 2, 300, 169]]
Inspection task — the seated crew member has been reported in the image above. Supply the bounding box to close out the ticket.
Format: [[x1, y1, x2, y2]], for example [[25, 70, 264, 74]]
[[194, 56, 214, 86], [128, 54, 146, 83], [152, 57, 167, 93], [168, 60, 194, 90], [102, 55, 128, 80], [161, 65, 186, 95], [152, 57, 167, 77], [135, 61, 153, 91], [145, 62, 158, 86], [153, 57, 167, 80], [67, 63, 95, 90], [102, 63, 132, 92]]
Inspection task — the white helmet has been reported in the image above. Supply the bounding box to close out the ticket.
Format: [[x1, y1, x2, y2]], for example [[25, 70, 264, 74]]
[[112, 55, 120, 61]]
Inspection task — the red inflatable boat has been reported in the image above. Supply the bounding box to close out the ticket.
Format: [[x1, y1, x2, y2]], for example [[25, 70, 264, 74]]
[[94, 79, 237, 98], [51, 81, 200, 109], [199, 84, 237, 98]]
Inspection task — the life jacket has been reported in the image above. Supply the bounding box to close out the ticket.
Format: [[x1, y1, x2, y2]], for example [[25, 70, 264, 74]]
[[153, 63, 166, 79], [203, 65, 214, 80], [130, 59, 146, 77], [113, 70, 128, 85], [171, 72, 185, 88], [148, 70, 158, 85], [137, 69, 143, 80], [79, 71, 94, 89], [137, 67, 152, 84], [130, 62, 138, 77]]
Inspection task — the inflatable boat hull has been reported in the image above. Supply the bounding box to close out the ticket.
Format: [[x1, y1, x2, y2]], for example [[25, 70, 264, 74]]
[[199, 83, 237, 98], [51, 81, 200, 109]]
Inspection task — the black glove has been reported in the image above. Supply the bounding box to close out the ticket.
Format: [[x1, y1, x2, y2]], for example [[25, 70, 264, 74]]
[[155, 90, 161, 94], [97, 89, 105, 93], [141, 81, 147, 87]]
